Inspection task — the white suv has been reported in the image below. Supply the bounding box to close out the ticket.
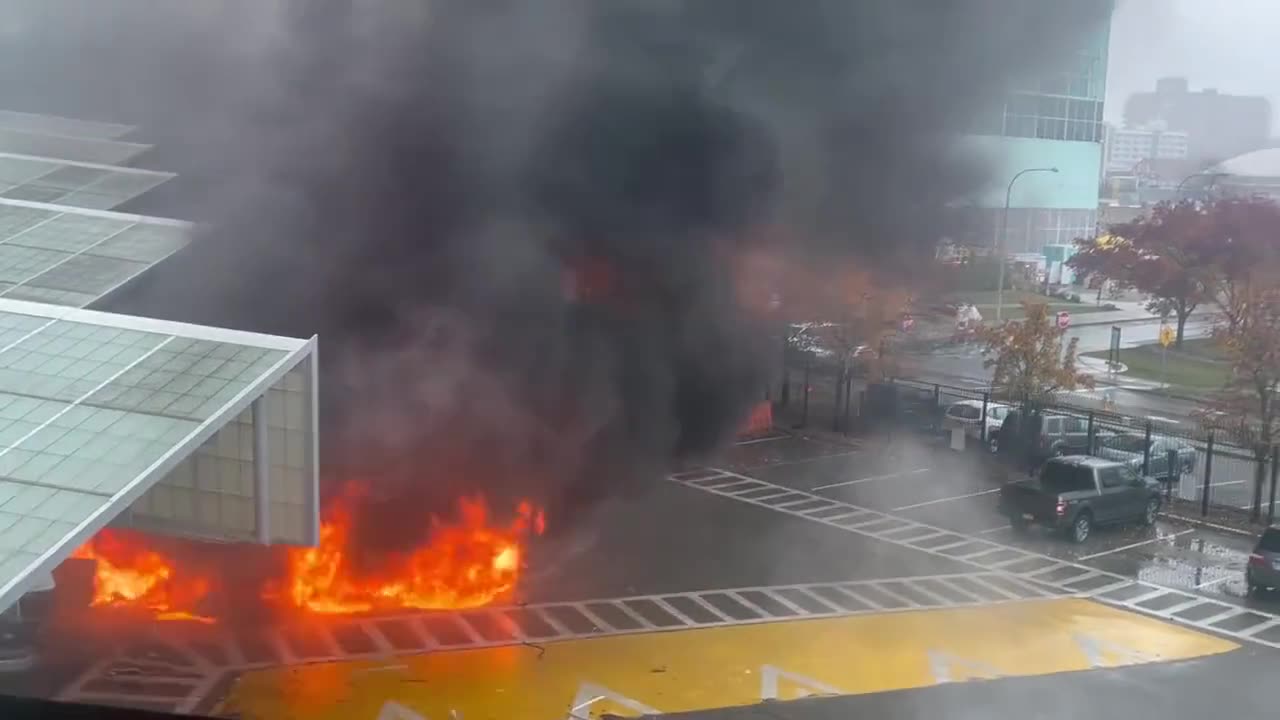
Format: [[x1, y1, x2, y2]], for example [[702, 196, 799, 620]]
[[943, 400, 1010, 452]]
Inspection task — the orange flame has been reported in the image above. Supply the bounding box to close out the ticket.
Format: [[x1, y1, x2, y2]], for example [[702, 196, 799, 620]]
[[281, 492, 545, 614], [66, 492, 546, 622], [70, 529, 215, 624]]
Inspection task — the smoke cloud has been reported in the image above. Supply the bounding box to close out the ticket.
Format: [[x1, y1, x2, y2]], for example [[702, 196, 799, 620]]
[[4, 1, 1112, 538]]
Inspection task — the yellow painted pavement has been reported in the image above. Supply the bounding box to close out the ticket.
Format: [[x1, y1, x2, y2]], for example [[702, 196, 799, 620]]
[[221, 598, 1237, 720]]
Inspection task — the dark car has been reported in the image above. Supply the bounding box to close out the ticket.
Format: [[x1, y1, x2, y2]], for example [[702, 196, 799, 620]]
[[1246, 527, 1280, 595], [998, 456, 1163, 543]]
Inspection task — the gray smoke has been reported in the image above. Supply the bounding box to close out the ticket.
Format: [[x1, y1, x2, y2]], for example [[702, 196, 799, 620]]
[[4, 0, 1112, 537]]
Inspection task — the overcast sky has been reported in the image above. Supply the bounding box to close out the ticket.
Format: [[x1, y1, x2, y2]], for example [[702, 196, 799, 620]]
[[1107, 0, 1280, 129]]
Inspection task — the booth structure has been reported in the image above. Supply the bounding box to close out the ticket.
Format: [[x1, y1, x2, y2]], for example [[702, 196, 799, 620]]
[[0, 111, 319, 616]]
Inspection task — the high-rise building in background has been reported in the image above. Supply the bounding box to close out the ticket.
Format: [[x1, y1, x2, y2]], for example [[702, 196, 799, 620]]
[[949, 17, 1111, 254], [1104, 123, 1189, 174], [1123, 77, 1271, 165]]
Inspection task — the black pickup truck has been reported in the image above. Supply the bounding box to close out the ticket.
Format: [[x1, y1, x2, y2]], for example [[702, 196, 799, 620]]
[[997, 456, 1163, 543]]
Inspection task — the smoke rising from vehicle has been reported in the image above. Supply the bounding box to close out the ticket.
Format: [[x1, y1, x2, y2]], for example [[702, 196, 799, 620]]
[[4, 1, 1113, 540]]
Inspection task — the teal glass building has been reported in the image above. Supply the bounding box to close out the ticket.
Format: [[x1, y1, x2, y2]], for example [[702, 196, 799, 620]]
[[951, 18, 1111, 254]]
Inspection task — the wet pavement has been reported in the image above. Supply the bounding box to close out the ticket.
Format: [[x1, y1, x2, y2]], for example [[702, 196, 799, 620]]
[[8, 429, 1279, 718], [717, 433, 1268, 612], [663, 644, 1279, 720]]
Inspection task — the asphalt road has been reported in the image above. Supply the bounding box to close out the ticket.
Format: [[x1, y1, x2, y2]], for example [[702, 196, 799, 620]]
[[906, 314, 1216, 394], [12, 430, 1280, 718]]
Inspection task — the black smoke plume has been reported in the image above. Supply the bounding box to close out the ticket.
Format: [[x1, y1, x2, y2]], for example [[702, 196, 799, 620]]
[[3, 0, 1112, 539]]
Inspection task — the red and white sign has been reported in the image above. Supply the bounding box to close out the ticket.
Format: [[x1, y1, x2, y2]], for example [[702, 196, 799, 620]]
[[1056, 311, 1071, 329]]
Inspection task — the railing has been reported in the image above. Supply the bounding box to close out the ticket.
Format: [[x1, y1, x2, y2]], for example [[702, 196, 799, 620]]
[[874, 378, 1279, 525]]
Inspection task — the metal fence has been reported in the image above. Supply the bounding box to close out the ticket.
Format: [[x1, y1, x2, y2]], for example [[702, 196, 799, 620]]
[[880, 378, 1280, 525]]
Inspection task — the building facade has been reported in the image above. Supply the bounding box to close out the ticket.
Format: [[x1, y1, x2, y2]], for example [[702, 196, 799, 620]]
[[950, 18, 1111, 255], [1123, 77, 1271, 165], [1105, 124, 1189, 174]]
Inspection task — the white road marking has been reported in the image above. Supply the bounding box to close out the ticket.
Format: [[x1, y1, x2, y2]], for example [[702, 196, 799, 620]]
[[1194, 575, 1235, 590], [746, 449, 862, 469], [891, 488, 1000, 511], [978, 525, 1011, 534], [812, 468, 930, 491], [734, 434, 789, 446], [1076, 529, 1194, 561]]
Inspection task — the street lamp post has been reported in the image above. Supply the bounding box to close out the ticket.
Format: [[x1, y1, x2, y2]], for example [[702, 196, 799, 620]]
[[996, 167, 1059, 322], [1175, 171, 1229, 201]]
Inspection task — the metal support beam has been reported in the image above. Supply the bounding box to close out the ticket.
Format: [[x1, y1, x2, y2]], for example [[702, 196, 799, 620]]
[[252, 396, 271, 544]]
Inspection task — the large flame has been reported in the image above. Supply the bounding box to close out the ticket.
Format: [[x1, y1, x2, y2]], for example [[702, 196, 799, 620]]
[[67, 490, 545, 623], [281, 490, 545, 614], [70, 529, 216, 624]]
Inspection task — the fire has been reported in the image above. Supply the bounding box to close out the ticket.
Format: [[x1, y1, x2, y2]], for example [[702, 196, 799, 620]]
[[65, 491, 546, 623], [281, 492, 545, 614], [70, 529, 215, 624]]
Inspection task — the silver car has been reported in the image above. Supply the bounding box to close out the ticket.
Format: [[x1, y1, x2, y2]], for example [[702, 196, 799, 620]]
[[1096, 433, 1198, 481], [1247, 527, 1280, 594]]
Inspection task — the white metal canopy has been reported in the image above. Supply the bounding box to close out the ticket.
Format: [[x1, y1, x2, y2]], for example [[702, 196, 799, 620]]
[[0, 153, 174, 210], [0, 197, 190, 307], [0, 299, 317, 614]]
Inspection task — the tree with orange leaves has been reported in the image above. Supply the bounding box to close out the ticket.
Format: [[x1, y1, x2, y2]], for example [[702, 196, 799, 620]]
[[1203, 273, 1280, 521], [980, 301, 1092, 402], [1070, 201, 1217, 349]]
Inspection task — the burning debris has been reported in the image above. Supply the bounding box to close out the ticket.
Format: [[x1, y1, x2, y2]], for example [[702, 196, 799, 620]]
[[68, 493, 545, 624], [276, 486, 545, 615]]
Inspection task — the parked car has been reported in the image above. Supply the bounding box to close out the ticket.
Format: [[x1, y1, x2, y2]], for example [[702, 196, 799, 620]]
[[997, 456, 1162, 543], [1096, 433, 1198, 481], [942, 400, 1011, 452], [1246, 527, 1280, 595], [997, 410, 1115, 463]]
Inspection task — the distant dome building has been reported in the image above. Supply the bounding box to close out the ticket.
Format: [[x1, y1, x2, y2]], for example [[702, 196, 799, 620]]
[[1211, 148, 1280, 200]]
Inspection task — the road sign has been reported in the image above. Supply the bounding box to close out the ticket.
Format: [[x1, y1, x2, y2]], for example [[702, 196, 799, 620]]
[[901, 314, 915, 332], [1056, 311, 1071, 329], [1160, 325, 1175, 348]]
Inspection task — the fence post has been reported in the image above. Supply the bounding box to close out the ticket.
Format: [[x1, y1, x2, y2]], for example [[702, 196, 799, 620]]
[[1269, 445, 1279, 527], [1202, 431, 1215, 517], [1086, 412, 1096, 455], [980, 392, 990, 445], [799, 357, 811, 429], [1142, 421, 1153, 476], [842, 374, 853, 436], [1166, 449, 1176, 501]]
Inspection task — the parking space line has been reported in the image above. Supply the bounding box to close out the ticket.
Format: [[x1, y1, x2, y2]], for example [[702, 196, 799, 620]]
[[933, 578, 983, 603], [1194, 576, 1234, 590], [1077, 530, 1194, 561], [745, 449, 862, 469], [964, 576, 1022, 601], [1241, 618, 1280, 637], [1023, 563, 1072, 580], [870, 582, 921, 607], [761, 589, 810, 615], [891, 488, 999, 511], [669, 468, 1280, 650], [812, 468, 930, 491], [733, 434, 789, 446], [978, 525, 1011, 534], [1199, 607, 1245, 626]]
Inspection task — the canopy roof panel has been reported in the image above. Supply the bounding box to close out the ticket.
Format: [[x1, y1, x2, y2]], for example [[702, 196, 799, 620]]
[[0, 299, 313, 613]]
